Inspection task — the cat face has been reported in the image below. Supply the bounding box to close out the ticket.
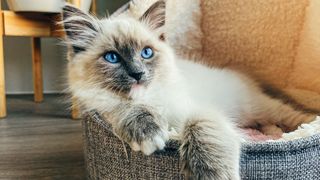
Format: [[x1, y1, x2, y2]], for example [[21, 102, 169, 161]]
[[62, 1, 172, 99]]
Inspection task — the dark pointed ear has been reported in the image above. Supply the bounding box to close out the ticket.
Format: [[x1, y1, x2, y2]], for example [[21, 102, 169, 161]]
[[61, 5, 100, 53], [139, 0, 166, 39]]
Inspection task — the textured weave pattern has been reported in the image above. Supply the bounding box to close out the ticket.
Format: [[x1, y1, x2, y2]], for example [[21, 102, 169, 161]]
[[83, 112, 320, 180]]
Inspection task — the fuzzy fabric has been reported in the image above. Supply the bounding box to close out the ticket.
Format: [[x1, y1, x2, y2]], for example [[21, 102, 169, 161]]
[[242, 116, 320, 142], [280, 116, 320, 141], [205, 0, 320, 112], [164, 0, 320, 112]]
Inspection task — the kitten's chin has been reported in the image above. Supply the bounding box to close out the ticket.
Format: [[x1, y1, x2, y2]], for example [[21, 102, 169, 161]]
[[128, 83, 146, 99]]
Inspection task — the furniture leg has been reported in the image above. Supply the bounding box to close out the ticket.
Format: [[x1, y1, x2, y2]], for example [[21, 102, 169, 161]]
[[72, 0, 81, 7], [72, 98, 80, 119], [0, 11, 6, 118], [91, 0, 97, 14], [31, 38, 43, 103]]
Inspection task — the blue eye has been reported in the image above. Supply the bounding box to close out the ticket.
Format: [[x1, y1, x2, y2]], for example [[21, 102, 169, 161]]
[[141, 47, 154, 59], [103, 52, 119, 63]]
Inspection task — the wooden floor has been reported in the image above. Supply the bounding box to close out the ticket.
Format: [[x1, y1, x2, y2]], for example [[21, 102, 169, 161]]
[[0, 95, 85, 179]]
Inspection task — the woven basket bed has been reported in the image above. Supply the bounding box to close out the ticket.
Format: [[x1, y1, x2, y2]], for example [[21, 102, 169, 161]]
[[79, 1, 320, 179], [83, 112, 320, 180]]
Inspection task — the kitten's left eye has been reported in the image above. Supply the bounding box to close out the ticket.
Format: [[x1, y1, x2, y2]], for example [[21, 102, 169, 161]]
[[141, 47, 154, 59], [103, 52, 120, 64]]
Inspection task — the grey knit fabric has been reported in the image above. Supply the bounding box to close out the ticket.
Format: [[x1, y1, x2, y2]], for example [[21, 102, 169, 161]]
[[82, 112, 320, 180]]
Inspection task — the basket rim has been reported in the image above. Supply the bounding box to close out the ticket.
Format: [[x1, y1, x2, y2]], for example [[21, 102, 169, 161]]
[[85, 111, 320, 153]]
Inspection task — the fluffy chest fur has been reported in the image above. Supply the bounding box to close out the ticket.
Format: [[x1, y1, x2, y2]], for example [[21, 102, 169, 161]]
[[110, 58, 262, 132]]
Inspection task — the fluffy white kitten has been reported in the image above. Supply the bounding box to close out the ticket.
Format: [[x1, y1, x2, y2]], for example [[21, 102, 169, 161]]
[[62, 1, 315, 179]]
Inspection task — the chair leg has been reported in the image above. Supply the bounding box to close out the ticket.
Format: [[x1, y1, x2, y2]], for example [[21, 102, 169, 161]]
[[71, 98, 80, 120], [0, 39, 6, 118], [0, 11, 6, 118], [91, 0, 97, 14], [31, 38, 43, 103]]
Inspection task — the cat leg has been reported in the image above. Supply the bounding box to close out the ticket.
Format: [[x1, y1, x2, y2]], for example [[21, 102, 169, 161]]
[[259, 124, 283, 139], [273, 105, 316, 133], [180, 116, 241, 180], [253, 95, 316, 135], [106, 103, 169, 155]]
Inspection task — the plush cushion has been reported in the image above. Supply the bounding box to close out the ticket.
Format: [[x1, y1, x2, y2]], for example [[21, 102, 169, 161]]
[[167, 0, 320, 112], [83, 112, 320, 180]]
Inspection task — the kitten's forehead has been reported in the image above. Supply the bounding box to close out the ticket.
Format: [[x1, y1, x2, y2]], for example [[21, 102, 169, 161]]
[[100, 18, 154, 48]]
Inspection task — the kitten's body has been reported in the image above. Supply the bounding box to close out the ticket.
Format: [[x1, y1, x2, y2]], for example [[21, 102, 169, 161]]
[[62, 2, 315, 179], [129, 58, 252, 130], [71, 50, 313, 136]]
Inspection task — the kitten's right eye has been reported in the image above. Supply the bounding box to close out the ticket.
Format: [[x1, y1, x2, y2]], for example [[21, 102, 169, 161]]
[[103, 52, 120, 63]]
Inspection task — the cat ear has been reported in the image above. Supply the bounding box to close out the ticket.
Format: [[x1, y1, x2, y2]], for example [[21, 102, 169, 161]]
[[139, 0, 166, 39], [61, 5, 100, 53]]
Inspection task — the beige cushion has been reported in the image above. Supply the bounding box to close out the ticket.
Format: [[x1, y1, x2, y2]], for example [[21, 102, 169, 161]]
[[201, 0, 320, 112]]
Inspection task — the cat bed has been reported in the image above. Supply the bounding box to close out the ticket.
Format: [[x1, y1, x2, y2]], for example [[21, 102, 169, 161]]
[[83, 112, 320, 179], [80, 1, 320, 179]]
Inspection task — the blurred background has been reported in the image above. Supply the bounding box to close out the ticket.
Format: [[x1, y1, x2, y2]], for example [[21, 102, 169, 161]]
[[2, 0, 129, 94], [0, 1, 129, 179]]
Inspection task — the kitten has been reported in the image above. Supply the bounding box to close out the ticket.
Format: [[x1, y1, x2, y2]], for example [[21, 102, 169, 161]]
[[62, 1, 316, 179]]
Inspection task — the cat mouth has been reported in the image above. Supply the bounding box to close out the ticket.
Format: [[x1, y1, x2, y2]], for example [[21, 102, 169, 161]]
[[131, 82, 144, 89], [129, 83, 146, 99], [131, 78, 148, 88], [135, 79, 146, 85], [123, 78, 150, 99]]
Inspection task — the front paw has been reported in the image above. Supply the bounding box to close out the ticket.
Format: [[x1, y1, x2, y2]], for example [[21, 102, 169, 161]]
[[114, 107, 169, 155], [180, 118, 240, 180], [130, 128, 169, 155]]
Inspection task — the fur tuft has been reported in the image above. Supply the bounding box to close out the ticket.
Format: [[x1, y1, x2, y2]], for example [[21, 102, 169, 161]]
[[180, 117, 240, 180], [61, 5, 101, 54], [139, 0, 166, 30]]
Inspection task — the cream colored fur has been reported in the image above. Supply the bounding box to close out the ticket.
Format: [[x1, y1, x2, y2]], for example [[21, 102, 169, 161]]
[[63, 1, 319, 178]]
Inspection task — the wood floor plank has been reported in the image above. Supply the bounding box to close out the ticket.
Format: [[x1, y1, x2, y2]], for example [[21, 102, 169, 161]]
[[0, 95, 85, 179]]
